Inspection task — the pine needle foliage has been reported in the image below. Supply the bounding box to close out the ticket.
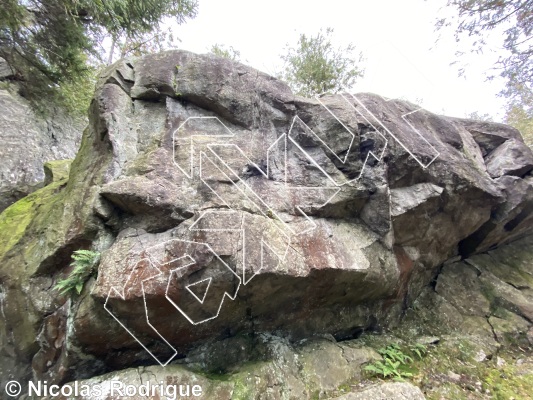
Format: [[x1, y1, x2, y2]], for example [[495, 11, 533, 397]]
[[0, 0, 198, 108]]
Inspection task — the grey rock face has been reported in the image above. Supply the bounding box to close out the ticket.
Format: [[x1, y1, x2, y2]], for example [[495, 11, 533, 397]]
[[485, 138, 533, 178], [0, 57, 14, 80], [56, 233, 533, 399], [404, 234, 533, 360], [331, 382, 426, 400], [0, 50, 532, 387], [0, 84, 84, 211], [53, 336, 381, 400]]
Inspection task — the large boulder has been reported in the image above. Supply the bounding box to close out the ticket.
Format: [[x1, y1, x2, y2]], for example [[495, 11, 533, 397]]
[[0, 50, 532, 390]]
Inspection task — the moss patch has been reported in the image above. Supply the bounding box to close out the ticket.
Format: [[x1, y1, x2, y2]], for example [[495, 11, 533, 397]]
[[230, 377, 255, 400], [0, 179, 67, 257], [481, 359, 533, 400], [402, 336, 533, 400], [44, 159, 73, 185], [348, 328, 533, 400], [419, 349, 533, 400]]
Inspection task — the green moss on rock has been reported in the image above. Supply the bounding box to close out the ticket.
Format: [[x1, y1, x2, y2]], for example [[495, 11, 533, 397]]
[[0, 179, 67, 257], [44, 159, 73, 185]]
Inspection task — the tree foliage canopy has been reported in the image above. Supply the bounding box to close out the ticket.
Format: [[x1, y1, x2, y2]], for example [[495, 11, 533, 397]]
[[438, 0, 532, 99], [505, 83, 533, 145], [438, 1, 533, 143], [280, 28, 364, 97], [0, 0, 198, 107]]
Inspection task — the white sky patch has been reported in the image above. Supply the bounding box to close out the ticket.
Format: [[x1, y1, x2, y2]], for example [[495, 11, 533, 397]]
[[172, 0, 509, 121]]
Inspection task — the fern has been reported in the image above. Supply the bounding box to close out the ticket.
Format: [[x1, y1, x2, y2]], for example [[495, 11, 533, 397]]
[[410, 343, 428, 360], [364, 343, 421, 381], [378, 344, 414, 364], [54, 250, 100, 296]]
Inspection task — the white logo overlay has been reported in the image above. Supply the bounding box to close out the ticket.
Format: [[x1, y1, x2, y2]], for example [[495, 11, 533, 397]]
[[102, 90, 440, 366], [4, 380, 202, 399]]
